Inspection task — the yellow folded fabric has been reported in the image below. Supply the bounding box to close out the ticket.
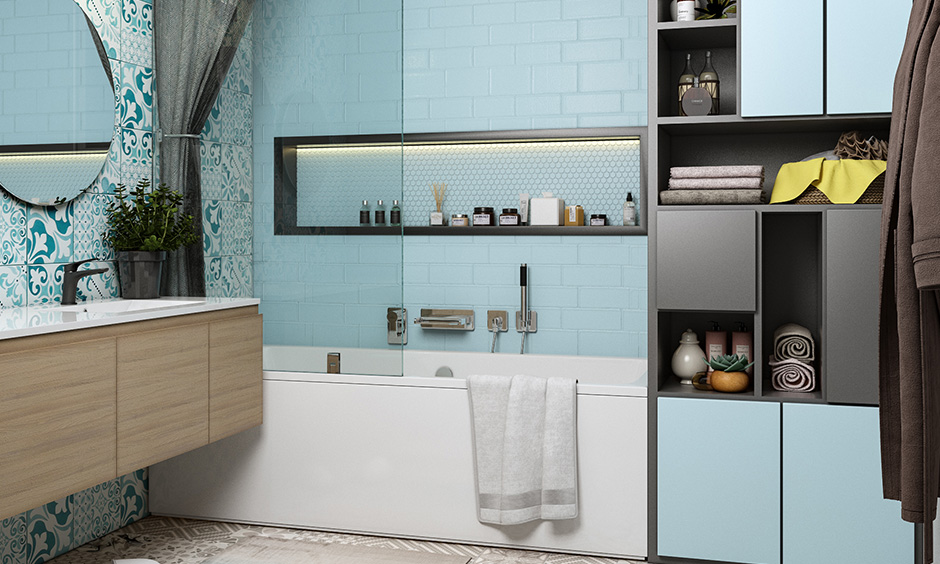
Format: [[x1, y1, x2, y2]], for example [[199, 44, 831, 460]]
[[770, 158, 887, 204]]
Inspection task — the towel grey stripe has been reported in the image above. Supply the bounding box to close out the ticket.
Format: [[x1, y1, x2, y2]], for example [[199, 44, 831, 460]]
[[467, 374, 578, 526], [669, 165, 765, 179], [769, 355, 816, 392], [659, 189, 765, 205], [773, 323, 815, 361], [668, 177, 764, 189]]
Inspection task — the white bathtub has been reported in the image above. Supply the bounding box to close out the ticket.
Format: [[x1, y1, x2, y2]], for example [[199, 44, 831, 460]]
[[150, 346, 648, 559]]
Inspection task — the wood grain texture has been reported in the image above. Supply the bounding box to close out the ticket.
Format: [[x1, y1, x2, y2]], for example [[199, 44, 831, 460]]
[[0, 338, 116, 520], [117, 324, 209, 475], [209, 314, 263, 442]]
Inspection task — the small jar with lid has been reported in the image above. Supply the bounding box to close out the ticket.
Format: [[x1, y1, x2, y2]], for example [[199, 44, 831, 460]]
[[590, 214, 607, 226], [472, 207, 496, 226], [499, 208, 521, 226], [451, 214, 470, 227]]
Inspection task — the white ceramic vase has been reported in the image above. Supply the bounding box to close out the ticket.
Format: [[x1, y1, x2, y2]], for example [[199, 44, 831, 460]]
[[671, 328, 708, 384], [670, 0, 702, 21]]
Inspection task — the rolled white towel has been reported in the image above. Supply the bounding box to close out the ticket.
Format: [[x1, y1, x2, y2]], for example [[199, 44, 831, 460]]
[[773, 323, 815, 362], [769, 355, 816, 392]]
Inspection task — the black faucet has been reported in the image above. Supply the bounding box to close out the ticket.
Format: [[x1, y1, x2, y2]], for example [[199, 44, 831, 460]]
[[61, 258, 109, 305]]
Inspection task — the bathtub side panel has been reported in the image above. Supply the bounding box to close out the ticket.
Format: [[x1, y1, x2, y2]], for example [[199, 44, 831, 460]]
[[150, 377, 647, 558]]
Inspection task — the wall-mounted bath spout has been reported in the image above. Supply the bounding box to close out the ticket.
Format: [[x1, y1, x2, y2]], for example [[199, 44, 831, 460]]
[[414, 308, 475, 330], [387, 307, 407, 345], [516, 264, 537, 354], [488, 310, 508, 353]]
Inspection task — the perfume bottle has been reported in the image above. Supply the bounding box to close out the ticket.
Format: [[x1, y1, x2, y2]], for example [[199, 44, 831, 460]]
[[623, 193, 637, 226], [699, 50, 720, 115], [359, 200, 370, 227], [390, 200, 401, 226], [678, 53, 695, 116], [374, 200, 386, 226]]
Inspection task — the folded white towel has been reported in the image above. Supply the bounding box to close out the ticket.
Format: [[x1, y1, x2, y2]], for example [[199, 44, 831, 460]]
[[669, 165, 765, 179], [668, 176, 764, 190], [467, 374, 578, 525], [773, 323, 815, 361], [769, 355, 816, 392], [112, 560, 161, 564]]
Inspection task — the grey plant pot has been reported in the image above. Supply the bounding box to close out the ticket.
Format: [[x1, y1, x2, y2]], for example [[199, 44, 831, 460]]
[[116, 250, 167, 299]]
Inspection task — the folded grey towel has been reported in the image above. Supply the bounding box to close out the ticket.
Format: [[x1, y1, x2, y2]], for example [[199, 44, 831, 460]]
[[668, 177, 764, 190], [769, 355, 816, 392], [670, 165, 765, 179], [773, 323, 815, 361], [467, 374, 578, 525], [659, 189, 765, 205]]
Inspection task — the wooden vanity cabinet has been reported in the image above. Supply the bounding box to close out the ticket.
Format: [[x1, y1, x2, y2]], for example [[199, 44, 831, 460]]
[[0, 305, 262, 522]]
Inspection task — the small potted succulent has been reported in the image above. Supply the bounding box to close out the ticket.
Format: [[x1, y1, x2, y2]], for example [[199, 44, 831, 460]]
[[104, 179, 199, 299], [692, 353, 754, 393]]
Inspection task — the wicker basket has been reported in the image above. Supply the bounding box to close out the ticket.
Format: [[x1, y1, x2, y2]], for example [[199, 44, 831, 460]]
[[791, 172, 884, 204]]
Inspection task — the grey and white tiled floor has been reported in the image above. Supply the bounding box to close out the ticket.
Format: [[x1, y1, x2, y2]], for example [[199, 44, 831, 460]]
[[48, 516, 642, 564]]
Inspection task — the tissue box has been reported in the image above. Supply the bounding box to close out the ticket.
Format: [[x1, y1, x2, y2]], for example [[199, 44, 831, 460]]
[[530, 197, 565, 226]]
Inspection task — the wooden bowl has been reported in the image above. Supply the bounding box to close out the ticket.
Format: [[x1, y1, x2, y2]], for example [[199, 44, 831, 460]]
[[710, 370, 749, 393]]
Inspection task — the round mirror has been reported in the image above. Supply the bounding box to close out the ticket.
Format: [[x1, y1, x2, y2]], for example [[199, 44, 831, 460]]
[[0, 0, 116, 205]]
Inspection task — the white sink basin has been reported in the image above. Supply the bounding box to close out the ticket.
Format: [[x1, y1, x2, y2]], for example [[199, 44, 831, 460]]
[[57, 299, 204, 314]]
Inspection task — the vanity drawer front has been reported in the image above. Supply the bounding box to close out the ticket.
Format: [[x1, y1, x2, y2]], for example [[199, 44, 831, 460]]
[[117, 323, 209, 475], [209, 314, 264, 442], [0, 338, 117, 520]]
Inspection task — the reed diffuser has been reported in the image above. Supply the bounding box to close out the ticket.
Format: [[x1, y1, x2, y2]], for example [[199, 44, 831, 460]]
[[430, 182, 446, 226]]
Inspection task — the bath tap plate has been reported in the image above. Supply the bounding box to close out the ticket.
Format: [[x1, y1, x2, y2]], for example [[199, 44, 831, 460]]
[[515, 310, 537, 333]]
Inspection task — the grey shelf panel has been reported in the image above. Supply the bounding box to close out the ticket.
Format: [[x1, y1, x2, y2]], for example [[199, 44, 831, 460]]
[[760, 389, 826, 403], [655, 203, 882, 213], [281, 225, 647, 236], [658, 113, 891, 135], [657, 378, 756, 400], [657, 19, 738, 49]]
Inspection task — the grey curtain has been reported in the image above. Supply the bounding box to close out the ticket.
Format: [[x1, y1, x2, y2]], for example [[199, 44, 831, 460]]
[[153, 0, 254, 296]]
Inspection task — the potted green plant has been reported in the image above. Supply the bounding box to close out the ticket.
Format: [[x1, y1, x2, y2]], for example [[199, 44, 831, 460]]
[[104, 179, 199, 299], [696, 0, 736, 19]]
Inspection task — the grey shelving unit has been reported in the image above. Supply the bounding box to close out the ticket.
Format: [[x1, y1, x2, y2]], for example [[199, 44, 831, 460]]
[[646, 2, 891, 562]]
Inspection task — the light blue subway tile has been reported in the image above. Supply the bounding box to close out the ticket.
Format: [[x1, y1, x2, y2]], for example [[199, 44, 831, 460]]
[[578, 113, 643, 128], [578, 330, 630, 357], [621, 309, 647, 332], [622, 89, 647, 113], [430, 264, 474, 284], [404, 8, 430, 29], [345, 304, 389, 326], [488, 244, 532, 264], [562, 92, 622, 114], [562, 265, 621, 287], [532, 244, 578, 264], [489, 23, 533, 45], [404, 283, 446, 304], [429, 97, 473, 119], [430, 47, 473, 69], [345, 100, 400, 124], [562, 39, 622, 62], [262, 282, 306, 302], [532, 21, 577, 42], [489, 66, 532, 95], [445, 26, 490, 48], [517, 43, 562, 65], [562, 0, 622, 19], [516, 0, 562, 22], [533, 307, 563, 330], [443, 243, 490, 263], [359, 245, 404, 265], [359, 31, 402, 53], [489, 117, 535, 130], [259, 301, 300, 322], [473, 96, 516, 117], [403, 27, 448, 50], [360, 72, 402, 102], [578, 16, 633, 40], [444, 67, 489, 97], [404, 264, 430, 283], [297, 263, 346, 283], [531, 116, 579, 129], [473, 45, 515, 67], [528, 329, 578, 356], [444, 117, 490, 131], [473, 264, 516, 285], [306, 242, 360, 264], [623, 266, 647, 288], [429, 5, 473, 28], [563, 308, 621, 330], [578, 244, 629, 265], [255, 262, 299, 283], [404, 243, 448, 263], [346, 263, 400, 284], [312, 323, 358, 348], [404, 50, 429, 70], [473, 3, 515, 25], [528, 264, 563, 286], [262, 242, 308, 262], [360, 326, 399, 352], [306, 0, 358, 16], [578, 286, 632, 309], [264, 321, 311, 346], [345, 11, 399, 33], [488, 285, 520, 306], [404, 97, 430, 119], [637, 331, 648, 358], [532, 65, 576, 94], [581, 61, 637, 92], [444, 284, 489, 306], [297, 303, 346, 323], [530, 286, 578, 307], [359, 284, 403, 305], [307, 283, 359, 304], [631, 244, 648, 266]]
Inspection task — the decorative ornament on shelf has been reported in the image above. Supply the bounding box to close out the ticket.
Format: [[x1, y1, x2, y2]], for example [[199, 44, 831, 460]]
[[677, 53, 696, 116], [693, 354, 754, 393], [671, 329, 709, 385], [696, 0, 737, 19], [698, 50, 720, 115]]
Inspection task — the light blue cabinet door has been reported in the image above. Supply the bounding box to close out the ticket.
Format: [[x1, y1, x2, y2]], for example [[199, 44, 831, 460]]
[[741, 0, 823, 117], [827, 0, 908, 114], [658, 398, 781, 564], [783, 404, 914, 564]]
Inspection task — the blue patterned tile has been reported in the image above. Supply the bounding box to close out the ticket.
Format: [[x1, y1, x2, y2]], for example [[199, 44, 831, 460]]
[[90, 137, 123, 195], [203, 200, 223, 257], [222, 91, 252, 147], [217, 255, 252, 298], [0, 513, 27, 564], [28, 264, 65, 306], [121, 0, 153, 66], [76, 260, 119, 301], [200, 141, 224, 200], [72, 479, 119, 548], [120, 63, 153, 131], [0, 266, 28, 308], [118, 469, 149, 528], [221, 143, 252, 202], [26, 203, 73, 265], [25, 497, 72, 564], [206, 256, 223, 297], [202, 104, 223, 144], [120, 128, 153, 184], [223, 20, 252, 95], [0, 190, 27, 265], [228, 202, 252, 256], [79, 0, 120, 60], [73, 193, 113, 261]]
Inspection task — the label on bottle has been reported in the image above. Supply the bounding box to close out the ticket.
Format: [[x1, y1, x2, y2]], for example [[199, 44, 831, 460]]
[[360, 210, 370, 225], [676, 0, 696, 21], [375, 210, 385, 225], [473, 213, 492, 226], [623, 205, 636, 226], [707, 343, 724, 371], [590, 217, 606, 226], [390, 209, 401, 225], [499, 215, 519, 226]]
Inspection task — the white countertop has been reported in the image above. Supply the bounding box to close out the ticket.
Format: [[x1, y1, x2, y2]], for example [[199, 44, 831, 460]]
[[0, 297, 260, 341]]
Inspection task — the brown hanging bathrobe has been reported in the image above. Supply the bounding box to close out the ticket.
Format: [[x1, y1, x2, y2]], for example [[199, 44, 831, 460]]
[[880, 1, 940, 561]]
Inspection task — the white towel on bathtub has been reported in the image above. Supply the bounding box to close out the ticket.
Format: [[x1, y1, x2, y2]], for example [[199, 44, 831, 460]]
[[467, 374, 578, 525]]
